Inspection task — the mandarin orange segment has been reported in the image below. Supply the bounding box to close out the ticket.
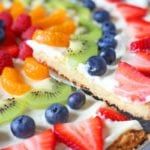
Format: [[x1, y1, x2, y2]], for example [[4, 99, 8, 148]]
[[9, 1, 25, 19], [0, 3, 4, 12], [23, 57, 49, 80], [0, 67, 30, 95], [34, 9, 68, 29], [33, 30, 70, 47], [47, 19, 76, 35], [30, 5, 47, 24]]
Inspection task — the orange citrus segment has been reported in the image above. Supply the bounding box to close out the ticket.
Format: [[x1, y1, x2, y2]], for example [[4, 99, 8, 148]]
[[0, 3, 4, 12], [9, 1, 25, 19], [34, 9, 68, 29], [0, 67, 30, 95], [33, 30, 70, 47], [30, 5, 47, 24], [47, 19, 76, 35], [23, 57, 49, 80]]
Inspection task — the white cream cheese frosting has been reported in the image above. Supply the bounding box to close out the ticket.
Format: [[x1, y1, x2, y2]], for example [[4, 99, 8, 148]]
[[0, 94, 142, 149]]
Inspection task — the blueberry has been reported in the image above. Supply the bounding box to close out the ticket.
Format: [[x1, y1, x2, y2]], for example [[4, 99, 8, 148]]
[[93, 9, 110, 23], [0, 28, 5, 42], [68, 91, 86, 109], [97, 36, 117, 50], [100, 48, 116, 65], [11, 115, 35, 139], [45, 103, 69, 124], [102, 21, 116, 34], [0, 20, 5, 28], [82, 0, 96, 10], [87, 56, 107, 76]]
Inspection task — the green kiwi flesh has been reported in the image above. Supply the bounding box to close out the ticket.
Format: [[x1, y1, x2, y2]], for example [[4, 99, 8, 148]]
[[24, 79, 72, 109], [66, 39, 98, 67], [0, 98, 26, 124]]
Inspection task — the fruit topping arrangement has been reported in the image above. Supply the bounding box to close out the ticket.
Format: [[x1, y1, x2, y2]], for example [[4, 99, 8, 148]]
[[3, 100, 133, 150], [110, 1, 150, 102]]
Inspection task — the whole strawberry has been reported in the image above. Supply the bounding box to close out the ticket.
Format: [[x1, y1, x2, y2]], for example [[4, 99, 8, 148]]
[[12, 13, 31, 35], [0, 51, 13, 74]]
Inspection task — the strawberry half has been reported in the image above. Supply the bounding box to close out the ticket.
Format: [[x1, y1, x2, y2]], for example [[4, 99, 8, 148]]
[[4, 129, 56, 150], [116, 2, 147, 20], [130, 37, 150, 51], [128, 38, 150, 75], [54, 117, 104, 150], [98, 107, 128, 121], [115, 62, 150, 101], [127, 19, 150, 39]]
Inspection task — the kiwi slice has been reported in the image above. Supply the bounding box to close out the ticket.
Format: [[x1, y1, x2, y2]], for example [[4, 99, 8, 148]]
[[0, 98, 26, 124], [66, 39, 98, 66], [24, 79, 72, 109]]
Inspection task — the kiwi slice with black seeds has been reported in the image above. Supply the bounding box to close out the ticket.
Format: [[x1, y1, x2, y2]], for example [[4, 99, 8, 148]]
[[24, 79, 72, 109], [0, 98, 26, 124], [66, 39, 98, 66]]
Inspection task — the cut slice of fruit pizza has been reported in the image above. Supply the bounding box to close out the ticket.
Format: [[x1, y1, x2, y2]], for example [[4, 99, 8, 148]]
[[27, 0, 150, 129], [0, 0, 149, 150]]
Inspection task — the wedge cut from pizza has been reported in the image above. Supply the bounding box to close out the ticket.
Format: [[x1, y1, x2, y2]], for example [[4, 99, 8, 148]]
[[27, 0, 150, 127], [0, 0, 149, 149]]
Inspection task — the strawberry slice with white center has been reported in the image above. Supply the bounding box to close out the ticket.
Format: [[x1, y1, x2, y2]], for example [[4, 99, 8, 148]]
[[115, 62, 150, 101], [116, 3, 147, 20], [54, 117, 104, 150], [98, 107, 128, 121], [4, 129, 56, 150], [126, 38, 150, 76], [127, 19, 150, 39]]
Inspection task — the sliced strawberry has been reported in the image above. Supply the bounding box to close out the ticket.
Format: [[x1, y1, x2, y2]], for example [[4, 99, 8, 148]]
[[98, 107, 128, 121], [126, 49, 150, 76], [130, 37, 150, 51], [127, 19, 150, 39], [115, 62, 150, 101], [3, 129, 56, 150], [4, 143, 26, 150], [54, 117, 103, 150], [116, 2, 147, 20]]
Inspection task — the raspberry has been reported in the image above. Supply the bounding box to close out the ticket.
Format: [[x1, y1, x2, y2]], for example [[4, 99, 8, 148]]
[[0, 11, 13, 28], [22, 26, 38, 40], [12, 13, 31, 35], [18, 41, 33, 60], [5, 44, 19, 58], [0, 51, 13, 74]]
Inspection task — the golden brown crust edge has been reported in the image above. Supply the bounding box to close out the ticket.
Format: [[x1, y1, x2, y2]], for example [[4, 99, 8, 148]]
[[33, 51, 150, 120], [107, 130, 146, 150]]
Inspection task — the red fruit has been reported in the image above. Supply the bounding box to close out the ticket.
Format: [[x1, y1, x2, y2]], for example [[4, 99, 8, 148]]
[[117, 3, 147, 20], [127, 19, 150, 39], [130, 37, 150, 51], [0, 30, 17, 47], [107, 0, 122, 3], [22, 26, 38, 40], [0, 51, 13, 74], [12, 13, 31, 35], [115, 62, 150, 101], [3, 129, 56, 150], [98, 107, 128, 121], [0, 11, 13, 27], [5, 44, 19, 58], [54, 117, 104, 150], [18, 41, 33, 60]]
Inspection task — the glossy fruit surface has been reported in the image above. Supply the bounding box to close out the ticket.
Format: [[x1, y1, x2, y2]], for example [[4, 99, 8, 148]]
[[11, 115, 35, 138]]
